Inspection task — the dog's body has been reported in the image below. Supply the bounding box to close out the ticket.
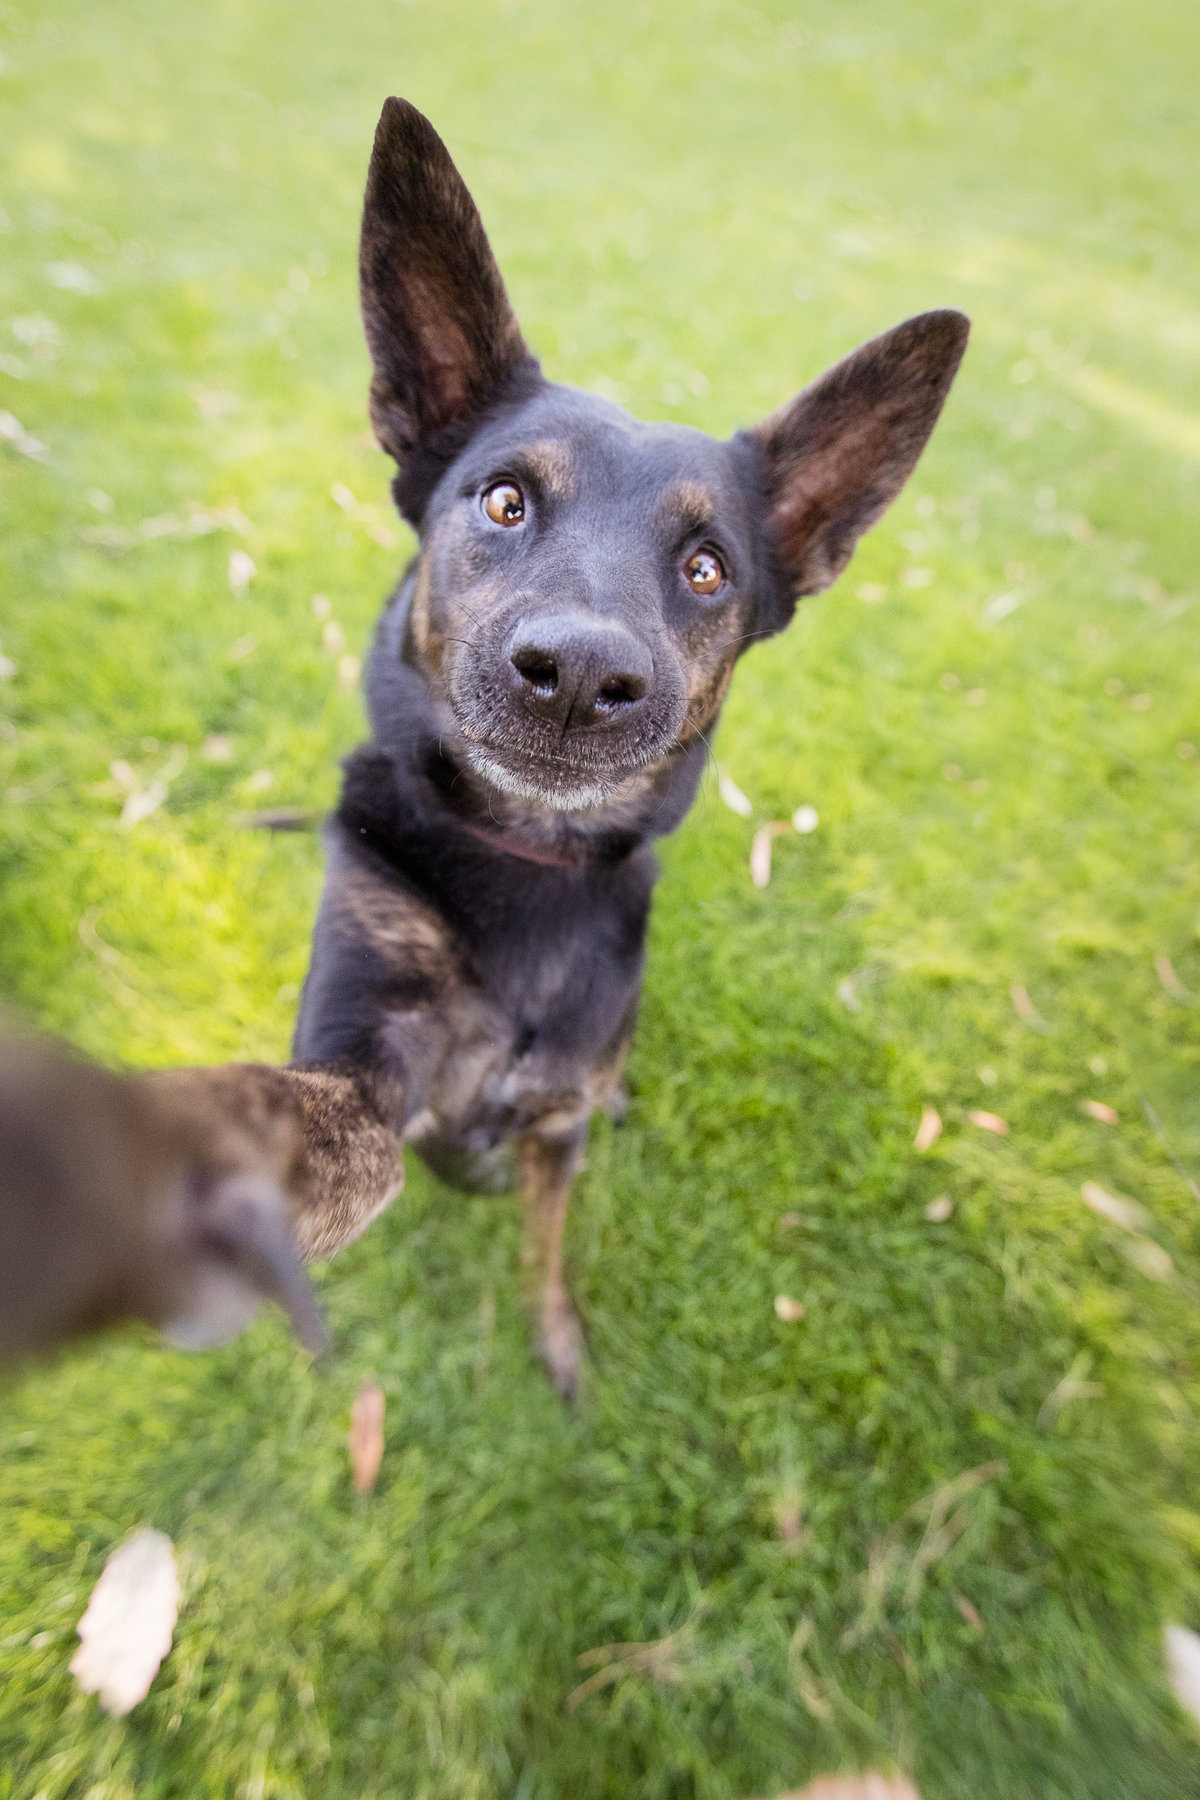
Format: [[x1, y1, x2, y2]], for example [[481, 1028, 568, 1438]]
[[0, 100, 967, 1384]]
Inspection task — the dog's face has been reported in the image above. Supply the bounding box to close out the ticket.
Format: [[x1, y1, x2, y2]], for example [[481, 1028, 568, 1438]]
[[360, 100, 968, 811]]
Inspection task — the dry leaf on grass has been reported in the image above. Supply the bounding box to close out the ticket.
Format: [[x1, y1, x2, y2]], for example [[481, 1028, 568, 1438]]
[[968, 1110, 1009, 1135], [228, 548, 256, 593], [349, 1381, 386, 1493], [1081, 1099, 1118, 1124], [924, 1195, 953, 1222], [1081, 1180, 1148, 1233], [742, 1776, 922, 1800], [70, 1528, 180, 1717], [953, 1593, 983, 1632], [750, 821, 793, 889], [1011, 983, 1049, 1029], [1080, 1184, 1172, 1279], [1121, 1235, 1173, 1281], [1156, 954, 1193, 1001], [774, 1294, 806, 1323], [716, 765, 753, 817], [913, 1106, 942, 1151], [1165, 1623, 1200, 1728]]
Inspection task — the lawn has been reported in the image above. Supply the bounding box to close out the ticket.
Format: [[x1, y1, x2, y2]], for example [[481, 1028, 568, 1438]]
[[2, 0, 1200, 1794]]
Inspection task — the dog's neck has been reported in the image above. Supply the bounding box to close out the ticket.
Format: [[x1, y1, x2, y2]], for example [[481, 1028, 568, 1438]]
[[364, 580, 711, 864]]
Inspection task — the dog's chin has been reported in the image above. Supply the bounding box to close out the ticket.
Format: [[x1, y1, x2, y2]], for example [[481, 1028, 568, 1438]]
[[464, 742, 636, 813]]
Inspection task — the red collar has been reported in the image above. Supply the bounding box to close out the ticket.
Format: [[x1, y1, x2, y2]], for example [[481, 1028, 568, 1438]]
[[457, 817, 584, 869]]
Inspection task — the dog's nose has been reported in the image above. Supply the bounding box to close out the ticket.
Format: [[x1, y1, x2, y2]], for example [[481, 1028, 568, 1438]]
[[506, 615, 653, 730]]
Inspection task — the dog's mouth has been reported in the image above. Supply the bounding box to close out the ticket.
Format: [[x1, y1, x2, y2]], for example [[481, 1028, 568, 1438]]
[[458, 732, 648, 811]]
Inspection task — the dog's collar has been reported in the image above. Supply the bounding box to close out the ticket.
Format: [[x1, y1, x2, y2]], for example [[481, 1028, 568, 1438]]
[[456, 816, 586, 869]]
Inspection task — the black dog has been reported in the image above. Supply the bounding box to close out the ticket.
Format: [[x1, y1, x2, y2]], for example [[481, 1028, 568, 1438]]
[[1, 99, 967, 1388]]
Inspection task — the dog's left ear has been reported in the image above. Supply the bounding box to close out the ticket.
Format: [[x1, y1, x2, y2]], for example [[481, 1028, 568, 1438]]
[[360, 97, 538, 507], [741, 309, 969, 633]]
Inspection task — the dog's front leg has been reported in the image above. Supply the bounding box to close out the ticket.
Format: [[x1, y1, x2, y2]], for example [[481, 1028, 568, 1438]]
[[517, 1124, 589, 1401]]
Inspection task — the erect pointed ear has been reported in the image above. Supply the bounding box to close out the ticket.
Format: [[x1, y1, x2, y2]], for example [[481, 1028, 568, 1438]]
[[360, 98, 539, 485], [740, 309, 969, 633]]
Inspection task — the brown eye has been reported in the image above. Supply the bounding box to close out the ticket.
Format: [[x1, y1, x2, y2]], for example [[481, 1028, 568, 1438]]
[[483, 481, 525, 526], [684, 549, 724, 595]]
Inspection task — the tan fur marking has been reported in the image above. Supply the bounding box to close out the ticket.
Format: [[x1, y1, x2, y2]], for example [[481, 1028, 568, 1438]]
[[524, 440, 579, 500], [665, 480, 718, 529]]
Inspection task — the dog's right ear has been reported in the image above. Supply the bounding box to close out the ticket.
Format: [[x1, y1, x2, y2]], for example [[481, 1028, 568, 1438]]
[[360, 98, 538, 510]]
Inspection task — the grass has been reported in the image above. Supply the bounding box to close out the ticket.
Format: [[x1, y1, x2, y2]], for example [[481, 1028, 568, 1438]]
[[2, 0, 1200, 1794]]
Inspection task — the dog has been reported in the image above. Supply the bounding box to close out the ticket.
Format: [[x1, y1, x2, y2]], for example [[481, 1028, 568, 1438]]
[[0, 99, 967, 1390]]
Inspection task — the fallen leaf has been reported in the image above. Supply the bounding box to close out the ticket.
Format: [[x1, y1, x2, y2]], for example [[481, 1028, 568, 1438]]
[[349, 1381, 385, 1493], [953, 1593, 983, 1632], [913, 1106, 942, 1152], [924, 1195, 953, 1222], [791, 804, 819, 835], [715, 766, 753, 817], [200, 733, 234, 763], [337, 652, 362, 691], [0, 409, 47, 459], [981, 589, 1024, 624], [1165, 1623, 1200, 1728], [1121, 1235, 1173, 1281], [113, 745, 187, 830], [330, 480, 357, 513], [1156, 954, 1192, 1001], [1081, 1099, 1118, 1124], [774, 1294, 805, 1323], [968, 1110, 1009, 1135], [228, 548, 256, 593], [1081, 1180, 1148, 1233], [46, 259, 100, 294], [69, 1528, 180, 1716], [322, 619, 346, 655], [1011, 983, 1049, 1028], [777, 1211, 804, 1230], [750, 821, 791, 888]]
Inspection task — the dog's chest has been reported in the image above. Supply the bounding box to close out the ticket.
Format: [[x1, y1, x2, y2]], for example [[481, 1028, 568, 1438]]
[[401, 875, 646, 1157]]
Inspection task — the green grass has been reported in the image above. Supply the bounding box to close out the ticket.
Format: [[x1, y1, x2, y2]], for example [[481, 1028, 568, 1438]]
[[2, 0, 1200, 1794]]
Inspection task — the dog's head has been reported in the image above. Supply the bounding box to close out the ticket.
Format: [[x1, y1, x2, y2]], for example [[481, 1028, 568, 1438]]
[[361, 99, 968, 812]]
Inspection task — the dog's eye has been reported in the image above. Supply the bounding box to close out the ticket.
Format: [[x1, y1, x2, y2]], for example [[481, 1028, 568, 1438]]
[[684, 549, 724, 595], [482, 481, 525, 527]]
